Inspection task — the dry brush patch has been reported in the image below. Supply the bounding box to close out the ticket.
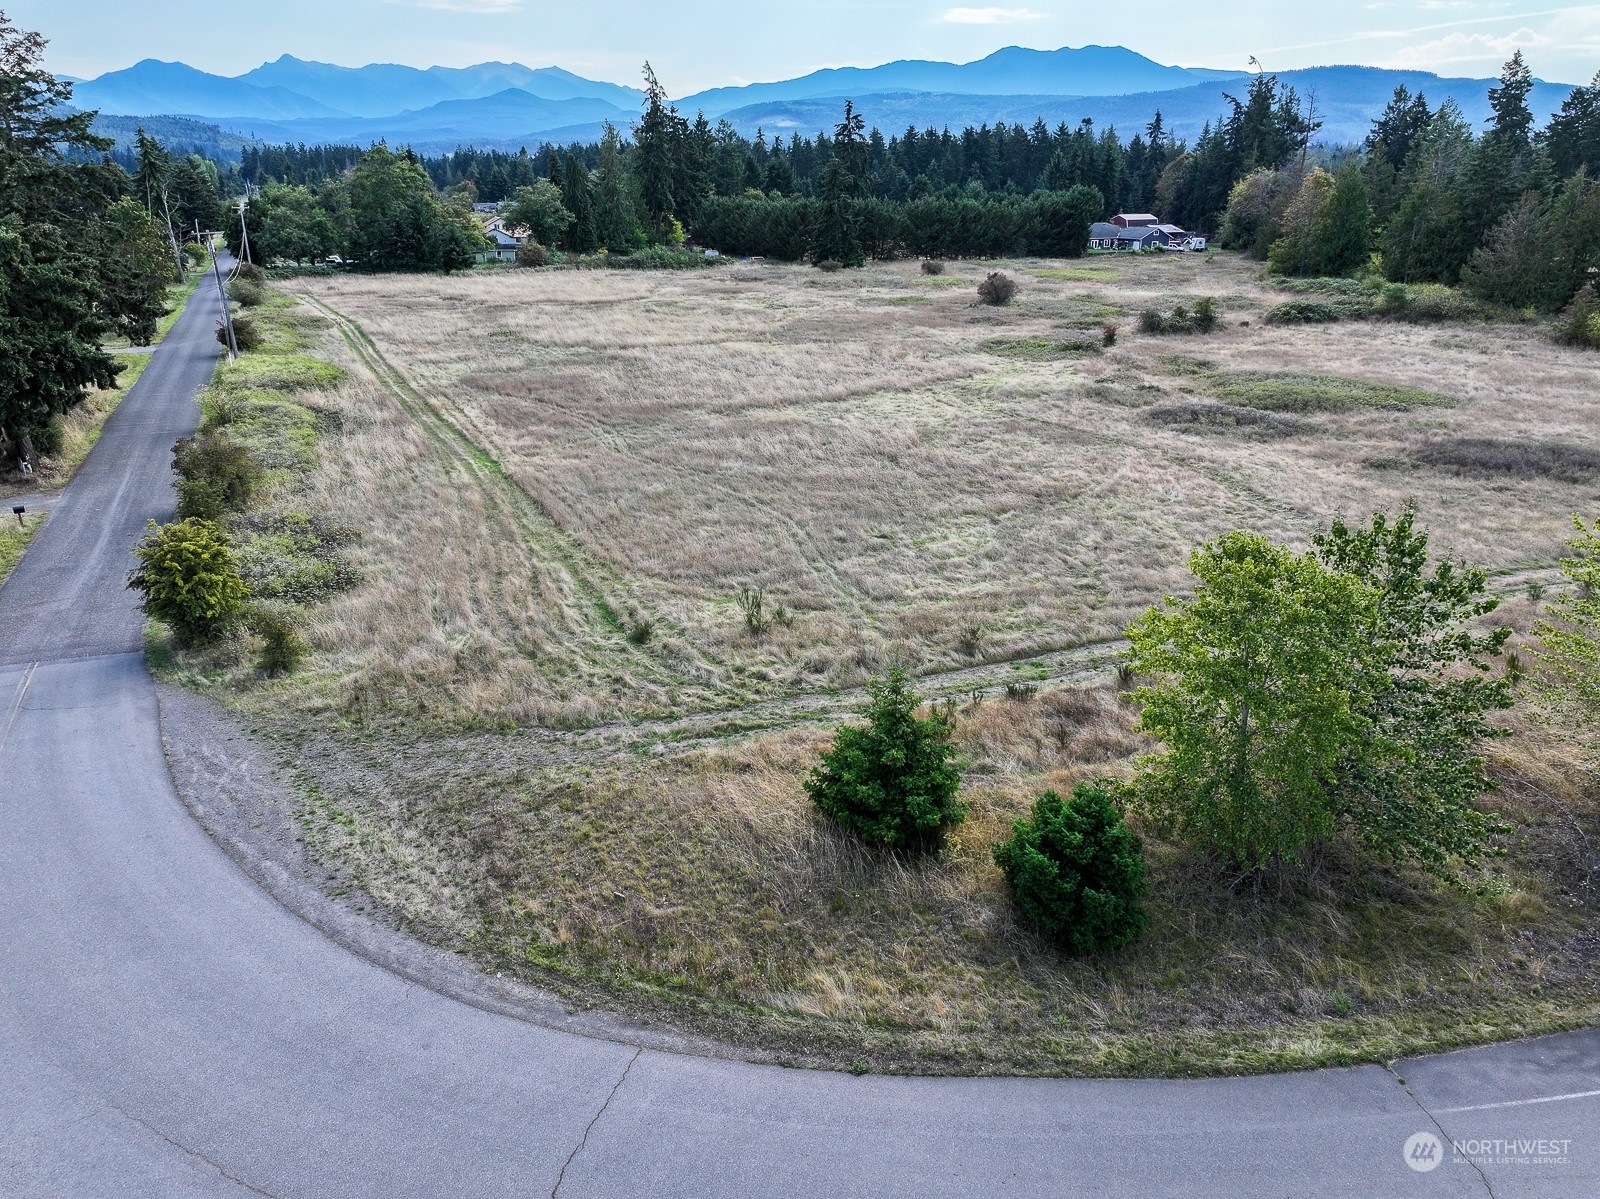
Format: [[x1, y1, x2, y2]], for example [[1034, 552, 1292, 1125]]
[[192, 255, 1600, 1073]]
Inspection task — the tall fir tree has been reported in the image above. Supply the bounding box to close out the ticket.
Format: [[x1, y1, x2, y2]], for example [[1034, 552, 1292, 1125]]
[[810, 156, 863, 266], [1307, 159, 1372, 276], [561, 152, 597, 252]]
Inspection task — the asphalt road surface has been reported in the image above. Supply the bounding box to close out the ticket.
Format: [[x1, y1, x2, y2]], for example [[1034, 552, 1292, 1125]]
[[1, 274, 1595, 1199]]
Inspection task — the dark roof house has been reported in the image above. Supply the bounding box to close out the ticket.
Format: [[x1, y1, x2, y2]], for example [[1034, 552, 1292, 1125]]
[[1089, 221, 1121, 249]]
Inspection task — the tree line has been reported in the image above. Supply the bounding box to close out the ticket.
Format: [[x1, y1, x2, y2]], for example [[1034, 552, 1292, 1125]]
[[0, 14, 194, 468], [1215, 52, 1600, 324]]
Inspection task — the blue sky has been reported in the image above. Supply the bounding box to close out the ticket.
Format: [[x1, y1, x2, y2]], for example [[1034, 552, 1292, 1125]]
[[19, 1, 1600, 92]]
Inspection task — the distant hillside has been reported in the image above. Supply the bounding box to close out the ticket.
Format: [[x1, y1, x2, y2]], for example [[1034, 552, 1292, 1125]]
[[237, 56, 644, 118], [66, 48, 1577, 154], [677, 45, 1248, 114], [713, 66, 1577, 145], [205, 89, 634, 147], [87, 113, 252, 163], [73, 59, 344, 120]]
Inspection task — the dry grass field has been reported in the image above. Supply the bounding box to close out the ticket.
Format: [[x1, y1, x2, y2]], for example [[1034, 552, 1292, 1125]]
[[173, 252, 1600, 1074], [275, 254, 1597, 724]]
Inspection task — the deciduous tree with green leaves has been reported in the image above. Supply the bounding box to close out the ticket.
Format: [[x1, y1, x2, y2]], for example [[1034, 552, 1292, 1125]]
[[504, 179, 572, 249], [1534, 515, 1600, 769], [1312, 509, 1512, 878], [1125, 531, 1374, 872]]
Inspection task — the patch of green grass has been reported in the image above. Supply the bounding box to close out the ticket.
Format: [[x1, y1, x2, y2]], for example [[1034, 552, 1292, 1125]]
[[216, 353, 345, 393], [1210, 371, 1455, 414], [1026, 268, 1111, 282], [982, 336, 1102, 359], [0, 512, 44, 584]]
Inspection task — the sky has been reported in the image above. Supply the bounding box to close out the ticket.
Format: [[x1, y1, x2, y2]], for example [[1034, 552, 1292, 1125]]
[[17, 0, 1600, 92]]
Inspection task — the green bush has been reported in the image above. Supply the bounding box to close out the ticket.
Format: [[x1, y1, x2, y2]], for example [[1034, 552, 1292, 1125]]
[[32, 414, 66, 458], [1139, 299, 1221, 334], [1554, 282, 1600, 347], [251, 605, 308, 675], [816, 258, 844, 273], [220, 315, 263, 351], [228, 277, 266, 307], [805, 668, 965, 851], [1377, 283, 1486, 324], [127, 518, 249, 644], [977, 271, 1017, 305], [993, 781, 1149, 954], [1264, 300, 1343, 325], [595, 245, 721, 270], [515, 241, 551, 268], [921, 259, 946, 275], [172, 432, 261, 520]]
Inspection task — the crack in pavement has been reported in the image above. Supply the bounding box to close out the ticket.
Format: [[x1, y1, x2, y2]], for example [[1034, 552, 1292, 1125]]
[[114, 1107, 281, 1197], [1385, 1063, 1498, 1198], [551, 1048, 642, 1198]]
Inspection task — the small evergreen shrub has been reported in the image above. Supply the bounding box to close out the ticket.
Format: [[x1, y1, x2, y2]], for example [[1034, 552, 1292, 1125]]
[[921, 259, 946, 275], [251, 605, 307, 675], [816, 258, 844, 272], [977, 272, 1017, 305], [515, 241, 551, 267], [1101, 323, 1118, 347], [805, 668, 965, 851], [1137, 308, 1165, 333], [127, 518, 249, 645], [235, 263, 266, 284], [993, 781, 1149, 954]]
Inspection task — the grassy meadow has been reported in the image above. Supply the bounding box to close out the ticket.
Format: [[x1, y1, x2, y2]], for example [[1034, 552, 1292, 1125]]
[[168, 251, 1600, 1074]]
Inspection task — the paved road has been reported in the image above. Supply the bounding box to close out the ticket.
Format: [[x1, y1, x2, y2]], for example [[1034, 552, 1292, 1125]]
[[1, 276, 1596, 1199]]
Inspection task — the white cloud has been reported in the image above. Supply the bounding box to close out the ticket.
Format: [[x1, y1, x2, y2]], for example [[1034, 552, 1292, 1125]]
[[1384, 25, 1553, 68], [941, 7, 1048, 24]]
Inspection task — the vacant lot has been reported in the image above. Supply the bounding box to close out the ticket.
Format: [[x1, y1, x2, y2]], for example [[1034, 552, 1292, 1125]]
[[278, 254, 1597, 724], [179, 253, 1600, 1074]]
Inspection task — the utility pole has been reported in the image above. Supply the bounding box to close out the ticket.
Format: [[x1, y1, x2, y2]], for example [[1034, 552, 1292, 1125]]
[[236, 195, 253, 271], [209, 229, 238, 360]]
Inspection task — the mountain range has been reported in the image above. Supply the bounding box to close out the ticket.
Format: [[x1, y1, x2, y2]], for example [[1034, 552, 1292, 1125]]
[[68, 46, 1578, 154]]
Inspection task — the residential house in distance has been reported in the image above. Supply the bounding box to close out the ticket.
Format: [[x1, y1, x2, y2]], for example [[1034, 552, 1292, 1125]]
[[475, 213, 523, 263], [1089, 212, 1208, 252]]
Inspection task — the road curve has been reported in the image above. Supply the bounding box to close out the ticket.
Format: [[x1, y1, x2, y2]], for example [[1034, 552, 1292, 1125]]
[[0, 276, 1595, 1199]]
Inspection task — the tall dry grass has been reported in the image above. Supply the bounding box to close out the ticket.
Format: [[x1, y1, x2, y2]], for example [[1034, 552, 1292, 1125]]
[[279, 256, 1600, 725]]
